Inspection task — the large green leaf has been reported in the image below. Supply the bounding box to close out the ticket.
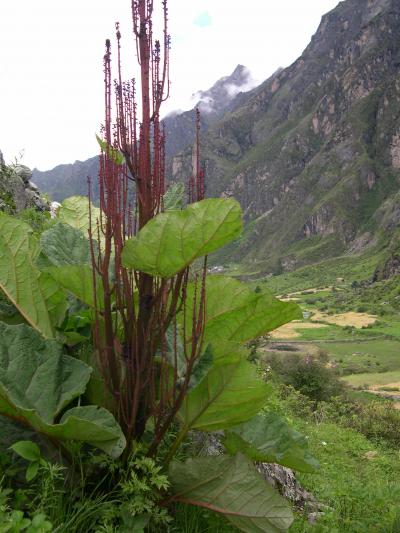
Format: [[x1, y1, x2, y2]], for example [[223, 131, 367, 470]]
[[44, 265, 104, 309], [96, 135, 125, 166], [169, 453, 293, 533], [223, 413, 319, 473], [58, 196, 101, 234], [40, 223, 92, 266], [163, 183, 185, 211], [0, 213, 67, 338], [163, 327, 213, 389], [0, 322, 91, 423], [0, 323, 125, 457], [122, 198, 242, 277], [185, 277, 301, 345], [178, 359, 271, 431], [53, 406, 125, 458]]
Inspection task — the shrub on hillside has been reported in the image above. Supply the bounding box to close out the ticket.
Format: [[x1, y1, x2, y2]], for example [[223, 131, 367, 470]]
[[265, 353, 346, 402], [277, 385, 400, 449]]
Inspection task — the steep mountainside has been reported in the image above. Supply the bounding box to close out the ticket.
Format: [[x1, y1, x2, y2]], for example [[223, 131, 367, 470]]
[[32, 65, 255, 203], [32, 156, 99, 203], [164, 64, 255, 158], [173, 0, 400, 274]]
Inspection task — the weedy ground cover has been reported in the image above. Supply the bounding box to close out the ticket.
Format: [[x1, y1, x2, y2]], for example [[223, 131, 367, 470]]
[[290, 420, 400, 533]]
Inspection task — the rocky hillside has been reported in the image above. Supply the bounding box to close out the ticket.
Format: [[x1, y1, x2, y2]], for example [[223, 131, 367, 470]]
[[32, 65, 256, 203], [0, 150, 48, 213], [164, 64, 255, 159], [173, 0, 400, 274]]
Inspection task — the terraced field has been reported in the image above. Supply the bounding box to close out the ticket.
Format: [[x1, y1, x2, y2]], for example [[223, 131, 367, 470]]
[[263, 283, 400, 394]]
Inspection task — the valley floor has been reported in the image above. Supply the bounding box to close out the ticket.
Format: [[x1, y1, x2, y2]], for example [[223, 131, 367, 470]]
[[253, 266, 400, 532]]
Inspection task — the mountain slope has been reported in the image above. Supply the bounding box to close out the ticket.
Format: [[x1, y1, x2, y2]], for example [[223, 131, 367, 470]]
[[173, 0, 400, 274], [32, 156, 99, 203], [32, 65, 256, 203]]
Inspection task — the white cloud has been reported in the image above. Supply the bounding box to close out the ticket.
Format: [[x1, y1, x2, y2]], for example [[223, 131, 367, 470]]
[[0, 0, 339, 170]]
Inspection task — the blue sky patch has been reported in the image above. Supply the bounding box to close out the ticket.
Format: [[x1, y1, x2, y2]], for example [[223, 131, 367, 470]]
[[193, 11, 212, 28]]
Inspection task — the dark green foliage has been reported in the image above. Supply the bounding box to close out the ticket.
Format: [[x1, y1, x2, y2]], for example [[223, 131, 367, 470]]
[[17, 208, 52, 234], [266, 353, 345, 402]]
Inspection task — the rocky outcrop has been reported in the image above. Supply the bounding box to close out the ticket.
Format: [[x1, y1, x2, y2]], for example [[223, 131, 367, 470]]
[[373, 254, 400, 281], [0, 157, 49, 213], [194, 431, 324, 521]]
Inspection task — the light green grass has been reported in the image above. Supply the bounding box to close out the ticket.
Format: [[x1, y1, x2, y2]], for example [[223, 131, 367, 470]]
[[290, 421, 400, 532], [290, 324, 378, 342], [343, 370, 400, 388], [319, 339, 400, 375], [265, 252, 382, 295]]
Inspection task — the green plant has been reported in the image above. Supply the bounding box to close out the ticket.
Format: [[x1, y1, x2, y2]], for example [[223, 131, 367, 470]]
[[0, 156, 308, 529], [0, 1, 320, 531], [0, 482, 52, 533], [17, 209, 52, 235], [9, 441, 45, 482], [265, 353, 345, 402]]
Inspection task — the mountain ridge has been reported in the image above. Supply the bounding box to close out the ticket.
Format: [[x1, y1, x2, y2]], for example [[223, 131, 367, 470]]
[[32, 0, 400, 279], [171, 0, 400, 275], [32, 65, 257, 202]]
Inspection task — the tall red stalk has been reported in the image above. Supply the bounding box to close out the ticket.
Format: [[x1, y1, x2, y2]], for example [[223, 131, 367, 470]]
[[89, 0, 206, 451]]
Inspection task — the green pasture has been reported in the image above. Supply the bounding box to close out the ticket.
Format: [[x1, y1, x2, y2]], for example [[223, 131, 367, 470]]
[[343, 370, 400, 388]]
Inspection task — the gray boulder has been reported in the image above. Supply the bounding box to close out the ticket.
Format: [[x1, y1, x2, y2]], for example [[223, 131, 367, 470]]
[[13, 164, 33, 185], [0, 153, 49, 213]]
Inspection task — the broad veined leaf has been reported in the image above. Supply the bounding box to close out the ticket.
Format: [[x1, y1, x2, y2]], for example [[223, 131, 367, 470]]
[[163, 182, 185, 211], [53, 406, 125, 458], [96, 134, 126, 165], [122, 198, 243, 277], [58, 196, 101, 234], [163, 327, 213, 389], [40, 223, 92, 266], [38, 270, 69, 328], [0, 323, 125, 457], [0, 214, 67, 338], [61, 311, 93, 345], [169, 453, 293, 533], [0, 322, 91, 423], [26, 461, 40, 481], [223, 413, 319, 473], [10, 441, 41, 462], [178, 359, 271, 431], [184, 276, 301, 345], [44, 265, 104, 309]]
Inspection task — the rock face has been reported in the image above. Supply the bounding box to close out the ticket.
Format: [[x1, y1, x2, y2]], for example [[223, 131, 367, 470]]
[[194, 431, 323, 519], [0, 156, 49, 213], [164, 64, 256, 160], [173, 0, 400, 273], [373, 254, 400, 280]]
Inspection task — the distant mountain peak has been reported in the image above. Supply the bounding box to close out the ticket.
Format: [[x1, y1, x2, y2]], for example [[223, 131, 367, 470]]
[[192, 64, 256, 115]]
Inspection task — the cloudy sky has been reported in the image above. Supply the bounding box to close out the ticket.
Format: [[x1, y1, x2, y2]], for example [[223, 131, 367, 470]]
[[0, 0, 339, 170]]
